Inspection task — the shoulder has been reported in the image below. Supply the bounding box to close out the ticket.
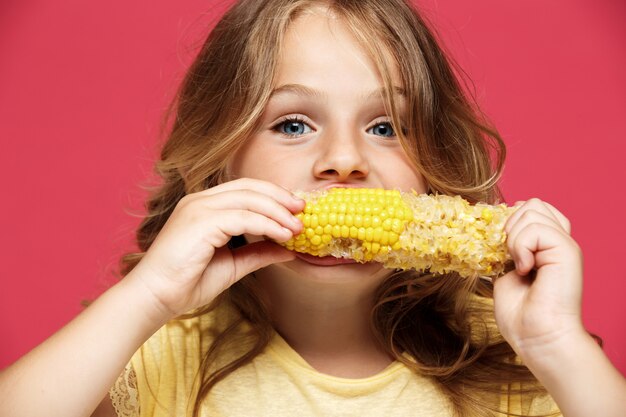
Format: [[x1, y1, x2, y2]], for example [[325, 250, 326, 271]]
[[133, 298, 244, 373], [509, 387, 561, 416], [125, 299, 247, 415], [107, 362, 140, 417]]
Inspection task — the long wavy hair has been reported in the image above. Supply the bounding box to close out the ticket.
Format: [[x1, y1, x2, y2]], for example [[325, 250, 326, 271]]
[[120, 1, 552, 416]]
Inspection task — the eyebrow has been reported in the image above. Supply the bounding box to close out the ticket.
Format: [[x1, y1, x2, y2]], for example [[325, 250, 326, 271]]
[[269, 83, 406, 101]]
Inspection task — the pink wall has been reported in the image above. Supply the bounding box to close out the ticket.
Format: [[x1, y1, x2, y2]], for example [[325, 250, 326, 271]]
[[1, 0, 624, 375]]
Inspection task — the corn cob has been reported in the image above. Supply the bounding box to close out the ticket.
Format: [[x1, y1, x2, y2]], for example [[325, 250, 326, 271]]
[[281, 188, 517, 278]]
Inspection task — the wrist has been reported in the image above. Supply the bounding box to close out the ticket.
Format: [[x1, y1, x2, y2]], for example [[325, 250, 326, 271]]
[[516, 325, 605, 397], [517, 324, 592, 372], [517, 327, 626, 417], [117, 269, 177, 330]]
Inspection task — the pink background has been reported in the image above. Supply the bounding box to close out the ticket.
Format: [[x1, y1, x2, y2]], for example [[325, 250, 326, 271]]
[[1, 0, 624, 374]]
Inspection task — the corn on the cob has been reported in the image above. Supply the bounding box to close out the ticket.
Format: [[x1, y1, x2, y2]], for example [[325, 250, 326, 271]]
[[281, 188, 517, 278]]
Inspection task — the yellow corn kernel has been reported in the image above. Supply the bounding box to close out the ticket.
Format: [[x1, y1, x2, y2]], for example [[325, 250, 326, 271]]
[[380, 231, 389, 245], [281, 188, 517, 278], [481, 208, 493, 223], [363, 215, 372, 227], [371, 242, 381, 254], [354, 214, 363, 227]]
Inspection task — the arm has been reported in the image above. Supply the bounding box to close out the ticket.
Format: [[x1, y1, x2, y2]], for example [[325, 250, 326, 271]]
[[0, 273, 168, 417], [521, 328, 626, 417], [91, 395, 118, 417], [494, 198, 626, 417], [0, 178, 304, 417]]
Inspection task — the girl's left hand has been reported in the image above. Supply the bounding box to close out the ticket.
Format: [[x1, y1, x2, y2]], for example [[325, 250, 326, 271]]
[[493, 198, 586, 360]]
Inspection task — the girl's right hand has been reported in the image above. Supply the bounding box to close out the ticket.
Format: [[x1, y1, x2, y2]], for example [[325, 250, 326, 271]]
[[126, 178, 304, 321]]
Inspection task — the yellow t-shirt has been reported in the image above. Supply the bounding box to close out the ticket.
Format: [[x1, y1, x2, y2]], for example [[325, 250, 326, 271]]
[[109, 301, 559, 417]]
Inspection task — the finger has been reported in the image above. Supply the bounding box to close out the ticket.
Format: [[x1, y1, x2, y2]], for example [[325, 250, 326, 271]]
[[506, 209, 567, 261], [509, 222, 573, 276], [540, 201, 572, 234], [506, 198, 568, 235], [207, 210, 295, 249], [193, 178, 305, 213], [493, 267, 531, 311], [196, 189, 303, 234], [231, 240, 296, 278], [197, 242, 295, 300], [225, 210, 295, 242]]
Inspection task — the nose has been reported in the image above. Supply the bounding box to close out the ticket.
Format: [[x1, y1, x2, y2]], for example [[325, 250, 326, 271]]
[[312, 126, 369, 182]]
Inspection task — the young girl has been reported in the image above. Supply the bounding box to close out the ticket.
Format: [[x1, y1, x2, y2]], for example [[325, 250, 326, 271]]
[[1, 0, 624, 416]]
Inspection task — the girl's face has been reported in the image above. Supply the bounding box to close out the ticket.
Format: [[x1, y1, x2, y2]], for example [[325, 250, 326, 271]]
[[230, 7, 427, 283]]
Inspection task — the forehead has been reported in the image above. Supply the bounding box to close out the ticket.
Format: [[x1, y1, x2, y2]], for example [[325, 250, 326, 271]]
[[275, 6, 402, 90]]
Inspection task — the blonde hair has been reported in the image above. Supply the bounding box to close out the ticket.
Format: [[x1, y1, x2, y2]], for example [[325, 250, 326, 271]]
[[121, 1, 551, 416]]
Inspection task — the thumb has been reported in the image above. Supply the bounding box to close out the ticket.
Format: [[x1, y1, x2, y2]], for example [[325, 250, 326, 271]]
[[493, 269, 532, 316], [231, 240, 296, 277]]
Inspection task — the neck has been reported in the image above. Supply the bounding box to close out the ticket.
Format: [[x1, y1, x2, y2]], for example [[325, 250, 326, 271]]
[[254, 263, 395, 378]]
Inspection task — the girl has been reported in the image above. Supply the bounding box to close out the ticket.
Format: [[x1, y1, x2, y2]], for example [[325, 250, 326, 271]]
[[1, 0, 624, 416]]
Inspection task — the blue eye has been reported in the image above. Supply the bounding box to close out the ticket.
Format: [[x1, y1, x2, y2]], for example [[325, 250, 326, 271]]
[[368, 122, 396, 138], [273, 117, 312, 137]]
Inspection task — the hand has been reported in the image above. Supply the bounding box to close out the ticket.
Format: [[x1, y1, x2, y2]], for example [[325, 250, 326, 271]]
[[126, 178, 304, 320], [493, 198, 585, 360]]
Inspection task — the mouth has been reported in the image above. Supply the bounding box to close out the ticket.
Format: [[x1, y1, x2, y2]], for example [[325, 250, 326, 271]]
[[321, 183, 365, 191], [294, 252, 359, 266]]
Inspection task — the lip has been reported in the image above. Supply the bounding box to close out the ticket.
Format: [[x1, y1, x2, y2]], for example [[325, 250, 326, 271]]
[[321, 183, 367, 191], [294, 252, 359, 266]]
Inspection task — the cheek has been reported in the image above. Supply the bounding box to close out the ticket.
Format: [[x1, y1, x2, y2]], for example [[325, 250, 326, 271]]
[[229, 139, 305, 187], [379, 153, 428, 193]]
